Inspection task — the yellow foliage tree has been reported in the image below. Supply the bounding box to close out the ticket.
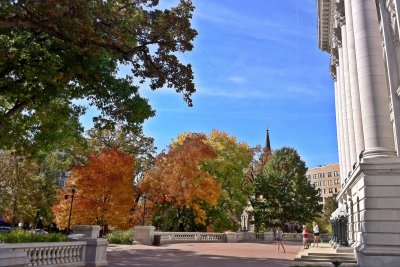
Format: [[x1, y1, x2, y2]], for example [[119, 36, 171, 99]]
[[139, 134, 220, 228]]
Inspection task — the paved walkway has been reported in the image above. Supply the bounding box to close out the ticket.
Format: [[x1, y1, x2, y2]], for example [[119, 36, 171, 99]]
[[107, 241, 333, 267]]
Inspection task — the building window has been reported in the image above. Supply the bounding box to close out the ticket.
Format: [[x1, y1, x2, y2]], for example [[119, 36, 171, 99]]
[[328, 180, 332, 185], [329, 188, 333, 193], [327, 172, 332, 177], [335, 188, 338, 193], [334, 171, 340, 176], [323, 181, 326, 186], [313, 174, 318, 179], [324, 189, 326, 194], [314, 182, 317, 187], [318, 173, 325, 178]]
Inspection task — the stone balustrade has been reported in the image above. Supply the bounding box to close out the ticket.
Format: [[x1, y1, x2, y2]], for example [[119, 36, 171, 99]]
[[0, 225, 107, 267], [1, 241, 86, 267], [133, 227, 332, 245], [159, 232, 226, 243]]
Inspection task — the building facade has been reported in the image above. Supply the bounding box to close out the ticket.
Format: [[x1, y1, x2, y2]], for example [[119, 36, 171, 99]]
[[306, 163, 341, 205], [318, 0, 400, 266]]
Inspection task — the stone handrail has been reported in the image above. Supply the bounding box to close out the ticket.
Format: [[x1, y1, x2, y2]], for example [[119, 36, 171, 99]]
[[159, 232, 227, 243], [134, 226, 332, 245], [0, 241, 86, 267], [0, 225, 108, 267]]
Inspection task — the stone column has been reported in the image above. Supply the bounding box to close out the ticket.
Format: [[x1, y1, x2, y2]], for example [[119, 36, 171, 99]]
[[336, 2, 357, 170], [351, 0, 396, 159], [378, 0, 400, 155], [334, 57, 347, 180], [395, 0, 400, 41], [344, 0, 365, 162], [338, 43, 351, 176]]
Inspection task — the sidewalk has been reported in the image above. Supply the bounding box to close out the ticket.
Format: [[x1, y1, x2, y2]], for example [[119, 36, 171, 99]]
[[107, 241, 336, 267]]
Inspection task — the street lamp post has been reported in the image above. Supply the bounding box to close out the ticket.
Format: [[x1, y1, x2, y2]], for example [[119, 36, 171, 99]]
[[65, 185, 77, 234]]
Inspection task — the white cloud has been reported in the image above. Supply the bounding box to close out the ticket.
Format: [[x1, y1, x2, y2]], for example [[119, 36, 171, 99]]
[[228, 76, 246, 84], [194, 2, 298, 45]]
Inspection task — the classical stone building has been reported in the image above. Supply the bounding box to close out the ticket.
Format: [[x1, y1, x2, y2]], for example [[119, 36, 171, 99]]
[[306, 163, 341, 205], [318, 0, 400, 266]]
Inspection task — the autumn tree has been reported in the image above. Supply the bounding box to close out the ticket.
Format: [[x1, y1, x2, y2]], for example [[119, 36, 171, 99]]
[[200, 130, 253, 231], [0, 0, 197, 155], [139, 134, 220, 231], [0, 151, 57, 226], [86, 125, 156, 182], [52, 149, 136, 231], [252, 147, 322, 230]]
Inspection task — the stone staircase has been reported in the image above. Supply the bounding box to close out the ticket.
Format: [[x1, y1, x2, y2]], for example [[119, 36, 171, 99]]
[[295, 243, 358, 266]]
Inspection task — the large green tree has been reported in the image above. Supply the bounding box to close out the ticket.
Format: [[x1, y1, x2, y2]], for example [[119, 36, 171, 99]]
[[0, 151, 58, 226], [202, 130, 253, 231], [0, 0, 197, 154], [252, 147, 322, 230]]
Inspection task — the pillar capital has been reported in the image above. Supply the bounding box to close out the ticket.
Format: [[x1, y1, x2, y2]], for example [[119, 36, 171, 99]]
[[334, 0, 346, 27]]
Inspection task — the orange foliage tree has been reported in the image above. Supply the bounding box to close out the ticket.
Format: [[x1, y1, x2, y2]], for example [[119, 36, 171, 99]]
[[139, 134, 221, 231], [53, 149, 135, 231]]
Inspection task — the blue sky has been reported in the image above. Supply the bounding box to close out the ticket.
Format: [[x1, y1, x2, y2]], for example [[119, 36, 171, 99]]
[[84, 0, 337, 168]]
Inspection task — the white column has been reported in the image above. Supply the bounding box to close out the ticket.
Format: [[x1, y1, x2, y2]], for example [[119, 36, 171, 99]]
[[344, 0, 365, 162], [340, 20, 357, 170], [334, 78, 345, 181], [338, 45, 351, 176], [336, 61, 347, 180], [378, 0, 400, 155], [351, 0, 396, 158]]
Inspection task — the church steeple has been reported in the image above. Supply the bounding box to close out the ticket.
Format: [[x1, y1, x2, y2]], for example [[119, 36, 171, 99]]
[[265, 127, 271, 153]]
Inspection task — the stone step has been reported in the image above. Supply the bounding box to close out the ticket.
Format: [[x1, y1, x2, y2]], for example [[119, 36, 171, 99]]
[[298, 255, 357, 263], [308, 252, 355, 257]]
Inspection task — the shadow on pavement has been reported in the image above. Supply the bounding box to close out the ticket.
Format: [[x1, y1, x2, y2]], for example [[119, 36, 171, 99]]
[[107, 243, 329, 267]]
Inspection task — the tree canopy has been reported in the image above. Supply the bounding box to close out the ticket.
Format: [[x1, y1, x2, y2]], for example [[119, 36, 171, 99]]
[[52, 149, 136, 230], [252, 147, 322, 230], [0, 0, 197, 154], [201, 130, 253, 231], [139, 134, 220, 231], [0, 151, 57, 226]]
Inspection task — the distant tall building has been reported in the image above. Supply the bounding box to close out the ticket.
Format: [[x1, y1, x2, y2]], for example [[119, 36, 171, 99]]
[[306, 163, 341, 205]]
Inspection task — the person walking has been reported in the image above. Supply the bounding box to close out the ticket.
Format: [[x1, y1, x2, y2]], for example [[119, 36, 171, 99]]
[[276, 227, 286, 253], [302, 225, 309, 249], [312, 222, 320, 247]]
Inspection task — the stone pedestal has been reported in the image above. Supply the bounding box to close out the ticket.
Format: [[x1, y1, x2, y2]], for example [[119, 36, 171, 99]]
[[84, 238, 108, 267], [72, 225, 101, 238], [0, 250, 29, 267], [339, 158, 400, 266], [225, 232, 238, 243], [264, 231, 274, 241], [134, 225, 155, 246], [71, 225, 108, 266]]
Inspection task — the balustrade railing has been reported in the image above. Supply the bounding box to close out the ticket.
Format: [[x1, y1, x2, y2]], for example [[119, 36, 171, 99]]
[[156, 231, 331, 244], [159, 232, 226, 243], [1, 241, 86, 267]]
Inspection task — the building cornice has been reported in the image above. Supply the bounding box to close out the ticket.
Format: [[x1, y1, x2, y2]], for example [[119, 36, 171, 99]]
[[318, 0, 333, 52]]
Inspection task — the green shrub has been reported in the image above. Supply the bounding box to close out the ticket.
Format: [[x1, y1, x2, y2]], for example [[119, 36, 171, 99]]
[[106, 229, 134, 244], [0, 230, 68, 243]]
